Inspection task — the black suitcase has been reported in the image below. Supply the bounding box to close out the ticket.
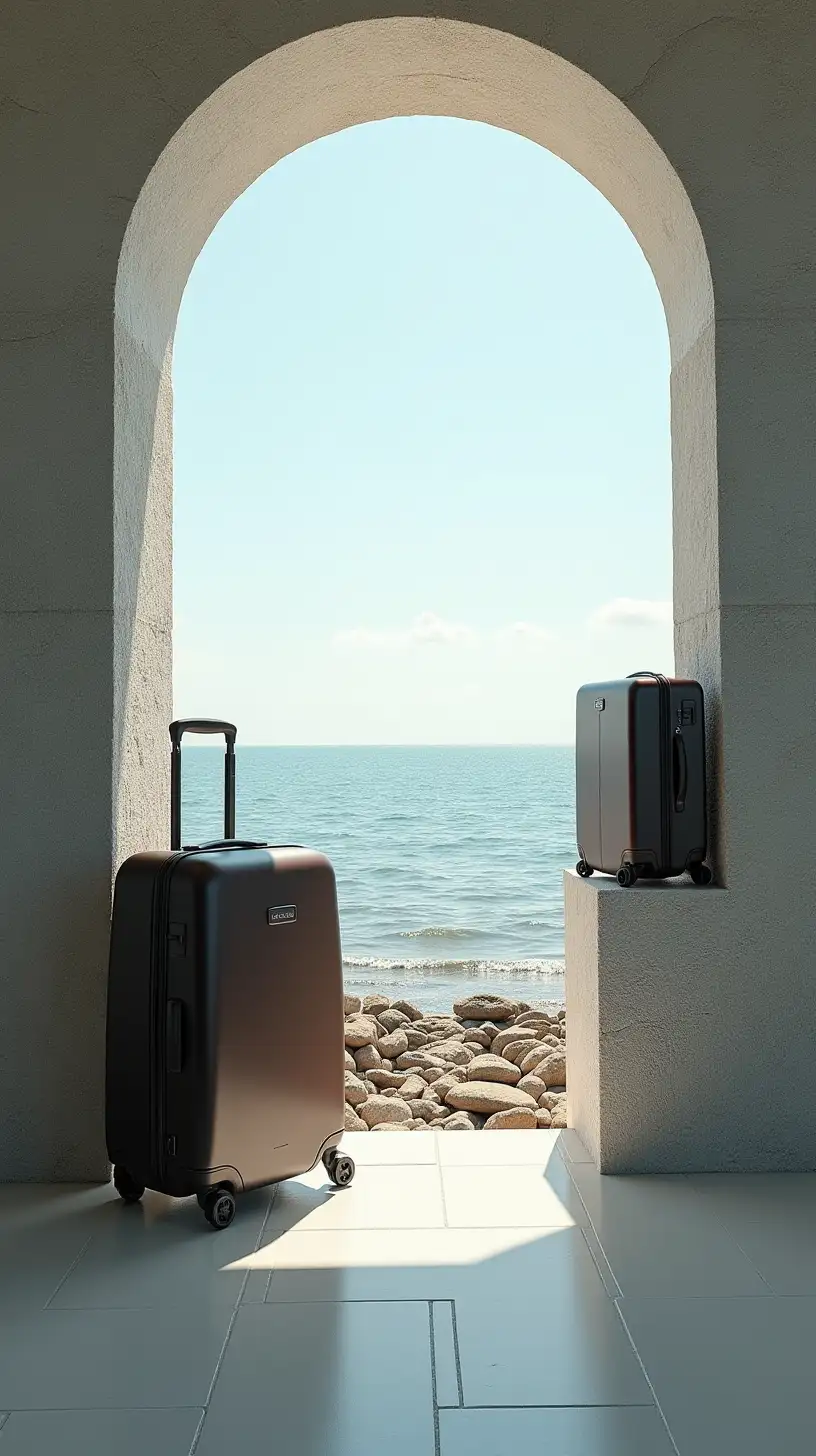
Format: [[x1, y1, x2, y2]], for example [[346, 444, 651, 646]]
[[105, 719, 354, 1229], [575, 672, 711, 887]]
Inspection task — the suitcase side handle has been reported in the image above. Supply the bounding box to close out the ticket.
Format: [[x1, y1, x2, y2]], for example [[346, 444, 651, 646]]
[[169, 720, 237, 851]]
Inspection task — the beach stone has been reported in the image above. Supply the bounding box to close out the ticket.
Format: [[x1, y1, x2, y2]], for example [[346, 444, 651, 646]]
[[344, 1071, 369, 1107], [390, 999, 424, 1022], [354, 1044, 383, 1072], [396, 1051, 437, 1071], [433, 1070, 467, 1099], [463, 1029, 492, 1048], [441, 1112, 476, 1131], [466, 1054, 521, 1085], [399, 1074, 428, 1100], [370, 1122, 411, 1132], [536, 1108, 553, 1127], [491, 1027, 535, 1058], [359, 1095, 412, 1128], [378, 1029, 409, 1059], [453, 994, 518, 1022], [381, 1059, 394, 1071], [344, 1103, 367, 1132], [542, 1033, 562, 1049], [515, 1011, 555, 1028], [345, 1016, 379, 1049], [538, 1092, 560, 1111], [484, 1108, 537, 1130], [404, 1028, 430, 1050], [363, 994, 392, 1016], [343, 994, 362, 1015], [500, 1038, 541, 1066], [378, 1009, 411, 1033], [519, 1044, 553, 1075], [536, 1052, 567, 1087], [431, 1040, 475, 1066], [366, 1069, 407, 1089], [516, 1002, 532, 1013], [550, 1108, 568, 1128], [445, 1081, 537, 1116], [344, 1051, 357, 1072], [517, 1074, 548, 1101], [379, 1086, 399, 1098]]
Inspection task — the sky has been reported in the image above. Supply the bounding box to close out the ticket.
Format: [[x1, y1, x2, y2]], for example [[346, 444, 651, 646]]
[[172, 116, 673, 745]]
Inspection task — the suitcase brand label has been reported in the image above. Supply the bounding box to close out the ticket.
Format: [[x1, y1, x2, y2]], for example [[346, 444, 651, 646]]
[[268, 904, 297, 925], [594, 697, 605, 711]]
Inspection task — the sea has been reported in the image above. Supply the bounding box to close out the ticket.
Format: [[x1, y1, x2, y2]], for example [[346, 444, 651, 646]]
[[181, 746, 574, 1013]]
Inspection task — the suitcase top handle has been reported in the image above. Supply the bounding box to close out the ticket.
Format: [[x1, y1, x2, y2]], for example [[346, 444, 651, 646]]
[[169, 719, 237, 747], [169, 720, 237, 851]]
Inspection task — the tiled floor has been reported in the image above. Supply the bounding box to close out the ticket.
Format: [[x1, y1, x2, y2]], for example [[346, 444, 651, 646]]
[[1, 1132, 814, 1454]]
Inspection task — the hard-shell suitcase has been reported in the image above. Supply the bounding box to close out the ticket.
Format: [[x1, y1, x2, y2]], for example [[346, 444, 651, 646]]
[[105, 719, 354, 1229], [575, 672, 711, 888]]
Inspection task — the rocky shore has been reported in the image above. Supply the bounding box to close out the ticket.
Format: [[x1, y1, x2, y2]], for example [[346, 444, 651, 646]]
[[343, 992, 566, 1132]]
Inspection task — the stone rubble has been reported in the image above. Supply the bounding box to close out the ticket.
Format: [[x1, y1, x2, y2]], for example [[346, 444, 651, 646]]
[[342, 993, 566, 1132]]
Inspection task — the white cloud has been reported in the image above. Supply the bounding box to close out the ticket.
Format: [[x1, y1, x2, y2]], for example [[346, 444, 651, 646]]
[[333, 612, 473, 651], [589, 598, 673, 630], [333, 612, 555, 652]]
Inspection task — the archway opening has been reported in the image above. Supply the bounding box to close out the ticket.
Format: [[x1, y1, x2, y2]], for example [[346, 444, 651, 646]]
[[114, 17, 715, 1136], [172, 113, 674, 1040]]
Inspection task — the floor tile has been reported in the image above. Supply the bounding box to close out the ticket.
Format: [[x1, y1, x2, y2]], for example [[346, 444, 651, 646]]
[[52, 1187, 270, 1309], [195, 1301, 435, 1456], [0, 1408, 203, 1455], [432, 1301, 461, 1406], [340, 1130, 439, 1164], [0, 1307, 230, 1409], [620, 1295, 816, 1455], [439, 1405, 675, 1455], [265, 1163, 445, 1232], [686, 1172, 816, 1293], [438, 1130, 561, 1166], [555, 1128, 594, 1164], [567, 1162, 770, 1296], [252, 1225, 607, 1303], [442, 1403, 673, 1450], [0, 1186, 113, 1312], [454, 1289, 652, 1407], [441, 1157, 588, 1228]]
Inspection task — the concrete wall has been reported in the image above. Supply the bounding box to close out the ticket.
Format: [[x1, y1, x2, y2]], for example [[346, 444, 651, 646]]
[[1, 2, 814, 1178]]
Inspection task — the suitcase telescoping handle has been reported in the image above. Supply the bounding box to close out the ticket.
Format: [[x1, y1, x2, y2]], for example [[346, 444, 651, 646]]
[[169, 719, 237, 851]]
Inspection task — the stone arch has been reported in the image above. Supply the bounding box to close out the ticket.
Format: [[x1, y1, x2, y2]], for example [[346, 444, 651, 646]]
[[113, 16, 716, 868]]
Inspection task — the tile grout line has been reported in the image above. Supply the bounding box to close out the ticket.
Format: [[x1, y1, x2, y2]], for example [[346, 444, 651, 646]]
[[427, 1301, 442, 1456], [681, 1181, 777, 1294], [189, 1187, 279, 1455], [42, 1234, 95, 1310], [613, 1301, 681, 1456], [448, 1299, 465, 1408]]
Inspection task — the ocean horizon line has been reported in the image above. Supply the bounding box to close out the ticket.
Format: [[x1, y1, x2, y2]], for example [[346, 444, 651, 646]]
[[180, 740, 575, 750]]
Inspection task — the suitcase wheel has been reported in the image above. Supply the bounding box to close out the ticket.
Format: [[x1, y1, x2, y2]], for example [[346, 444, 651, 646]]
[[323, 1150, 355, 1188], [198, 1186, 236, 1231], [113, 1165, 145, 1204], [689, 861, 713, 886], [616, 864, 638, 888], [576, 859, 594, 878]]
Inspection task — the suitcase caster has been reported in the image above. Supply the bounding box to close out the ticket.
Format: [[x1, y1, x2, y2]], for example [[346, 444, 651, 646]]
[[113, 1165, 145, 1204], [689, 861, 713, 886], [576, 859, 594, 878], [616, 864, 638, 888], [323, 1150, 355, 1188], [198, 1186, 236, 1230]]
